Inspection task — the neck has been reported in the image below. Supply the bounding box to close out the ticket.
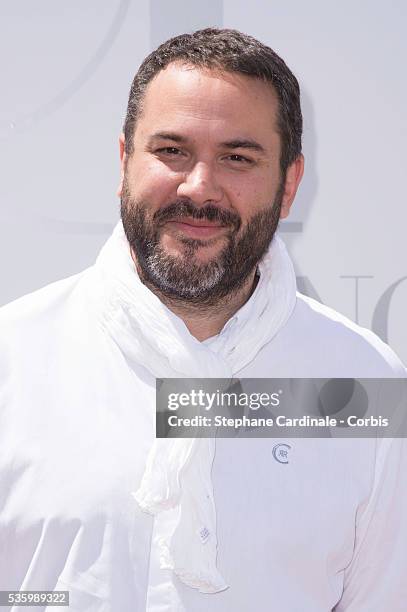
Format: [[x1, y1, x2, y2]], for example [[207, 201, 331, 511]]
[[130, 251, 259, 342]]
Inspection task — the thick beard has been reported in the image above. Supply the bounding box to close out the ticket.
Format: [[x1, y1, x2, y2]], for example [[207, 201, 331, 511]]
[[120, 181, 284, 306]]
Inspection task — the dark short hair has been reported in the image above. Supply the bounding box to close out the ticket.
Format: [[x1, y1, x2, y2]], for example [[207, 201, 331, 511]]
[[123, 27, 302, 175]]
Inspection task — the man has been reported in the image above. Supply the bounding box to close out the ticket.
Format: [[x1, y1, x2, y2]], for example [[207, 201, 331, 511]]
[[0, 28, 406, 612]]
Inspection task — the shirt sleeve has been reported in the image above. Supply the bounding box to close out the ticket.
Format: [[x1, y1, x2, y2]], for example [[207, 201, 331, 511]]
[[333, 437, 407, 611]]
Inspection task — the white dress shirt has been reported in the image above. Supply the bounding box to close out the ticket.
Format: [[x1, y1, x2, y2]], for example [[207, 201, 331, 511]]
[[0, 254, 406, 611]]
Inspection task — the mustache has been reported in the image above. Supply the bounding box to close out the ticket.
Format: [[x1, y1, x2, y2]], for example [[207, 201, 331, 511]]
[[152, 199, 241, 231]]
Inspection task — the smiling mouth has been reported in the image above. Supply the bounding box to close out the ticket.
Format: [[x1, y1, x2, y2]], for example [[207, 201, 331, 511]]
[[165, 218, 228, 239]]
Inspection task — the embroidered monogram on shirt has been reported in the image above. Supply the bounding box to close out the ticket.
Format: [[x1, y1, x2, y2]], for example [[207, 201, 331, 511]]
[[272, 443, 291, 464]]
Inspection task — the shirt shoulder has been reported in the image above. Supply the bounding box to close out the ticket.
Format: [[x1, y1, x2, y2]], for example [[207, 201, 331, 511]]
[[292, 293, 406, 376], [0, 270, 89, 348], [251, 292, 406, 378]]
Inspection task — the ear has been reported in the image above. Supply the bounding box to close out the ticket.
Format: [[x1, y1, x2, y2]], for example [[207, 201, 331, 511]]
[[117, 133, 127, 198], [279, 154, 304, 219]]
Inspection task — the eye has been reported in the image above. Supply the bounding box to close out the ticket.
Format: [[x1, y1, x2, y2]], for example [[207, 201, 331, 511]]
[[156, 147, 184, 156], [225, 154, 253, 164]]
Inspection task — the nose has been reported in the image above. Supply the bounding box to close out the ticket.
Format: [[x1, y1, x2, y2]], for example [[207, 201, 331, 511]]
[[176, 161, 223, 205]]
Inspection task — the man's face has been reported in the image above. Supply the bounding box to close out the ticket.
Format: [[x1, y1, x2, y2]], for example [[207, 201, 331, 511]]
[[120, 63, 302, 304]]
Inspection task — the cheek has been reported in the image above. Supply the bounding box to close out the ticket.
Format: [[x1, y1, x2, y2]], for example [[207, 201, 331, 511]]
[[227, 176, 274, 218], [127, 160, 179, 202]]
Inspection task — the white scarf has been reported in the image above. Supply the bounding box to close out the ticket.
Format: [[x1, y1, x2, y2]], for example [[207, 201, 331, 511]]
[[93, 221, 297, 593]]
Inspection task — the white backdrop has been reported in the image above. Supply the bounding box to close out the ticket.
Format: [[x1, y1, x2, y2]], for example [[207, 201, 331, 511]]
[[1, 0, 406, 363]]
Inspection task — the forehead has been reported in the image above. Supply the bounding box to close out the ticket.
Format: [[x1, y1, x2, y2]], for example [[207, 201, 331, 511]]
[[134, 63, 280, 147]]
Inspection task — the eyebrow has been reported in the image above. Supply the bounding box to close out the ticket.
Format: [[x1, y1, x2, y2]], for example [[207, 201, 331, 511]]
[[148, 132, 188, 145], [220, 139, 266, 154], [148, 132, 266, 154]]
